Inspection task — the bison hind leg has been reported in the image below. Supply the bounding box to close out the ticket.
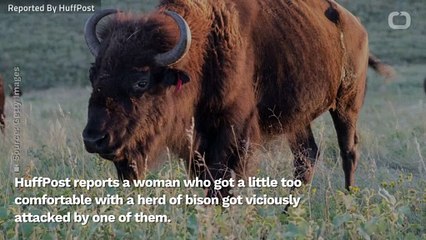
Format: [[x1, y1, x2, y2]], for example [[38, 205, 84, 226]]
[[330, 109, 360, 191], [329, 71, 366, 190], [289, 125, 319, 185]]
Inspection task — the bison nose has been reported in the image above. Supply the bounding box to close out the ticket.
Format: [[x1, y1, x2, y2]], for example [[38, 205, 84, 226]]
[[82, 130, 109, 153]]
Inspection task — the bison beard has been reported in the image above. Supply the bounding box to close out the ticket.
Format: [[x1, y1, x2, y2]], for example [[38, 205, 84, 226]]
[[82, 0, 394, 197]]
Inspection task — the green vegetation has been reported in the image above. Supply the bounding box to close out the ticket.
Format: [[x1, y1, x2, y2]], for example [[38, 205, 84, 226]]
[[0, 0, 425, 239]]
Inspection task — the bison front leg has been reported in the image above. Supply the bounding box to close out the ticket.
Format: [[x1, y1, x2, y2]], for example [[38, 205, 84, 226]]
[[114, 159, 139, 181], [288, 125, 319, 185], [193, 130, 240, 199], [193, 115, 260, 199]]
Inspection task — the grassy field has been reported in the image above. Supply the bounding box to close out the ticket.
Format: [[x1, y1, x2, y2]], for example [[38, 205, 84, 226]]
[[1, 0, 426, 239]]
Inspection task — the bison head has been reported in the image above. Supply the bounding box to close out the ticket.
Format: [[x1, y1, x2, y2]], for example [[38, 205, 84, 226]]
[[82, 9, 192, 178]]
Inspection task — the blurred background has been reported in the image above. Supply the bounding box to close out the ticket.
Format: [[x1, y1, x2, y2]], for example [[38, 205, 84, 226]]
[[0, 0, 424, 89]]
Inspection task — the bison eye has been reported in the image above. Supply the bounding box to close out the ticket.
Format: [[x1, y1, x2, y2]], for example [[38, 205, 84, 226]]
[[134, 79, 149, 91]]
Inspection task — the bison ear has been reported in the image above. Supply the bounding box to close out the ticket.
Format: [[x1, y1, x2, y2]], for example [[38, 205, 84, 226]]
[[163, 69, 190, 88]]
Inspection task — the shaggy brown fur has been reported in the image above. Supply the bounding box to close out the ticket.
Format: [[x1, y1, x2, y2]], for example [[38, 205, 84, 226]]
[[83, 0, 393, 196]]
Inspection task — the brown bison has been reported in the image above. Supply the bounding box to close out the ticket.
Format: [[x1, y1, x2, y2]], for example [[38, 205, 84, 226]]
[[83, 0, 393, 196], [0, 75, 5, 134]]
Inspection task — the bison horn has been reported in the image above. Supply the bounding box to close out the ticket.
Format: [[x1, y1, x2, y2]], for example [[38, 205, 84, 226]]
[[155, 10, 192, 66], [84, 9, 118, 57]]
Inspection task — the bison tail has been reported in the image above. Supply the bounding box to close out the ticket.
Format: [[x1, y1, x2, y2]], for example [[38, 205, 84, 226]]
[[368, 53, 396, 82]]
